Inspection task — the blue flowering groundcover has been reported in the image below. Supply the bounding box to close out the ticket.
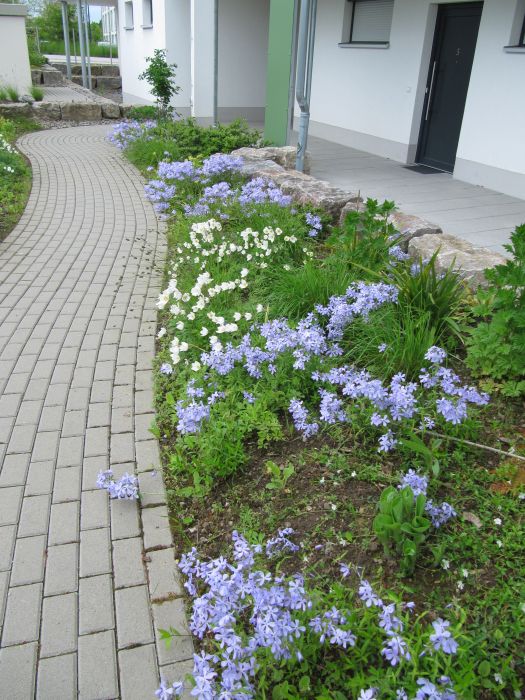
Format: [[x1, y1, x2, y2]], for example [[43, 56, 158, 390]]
[[108, 121, 525, 700]]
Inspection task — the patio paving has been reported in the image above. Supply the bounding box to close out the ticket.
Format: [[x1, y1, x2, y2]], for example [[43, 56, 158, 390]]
[[0, 125, 191, 698], [42, 86, 100, 103], [301, 135, 525, 255]]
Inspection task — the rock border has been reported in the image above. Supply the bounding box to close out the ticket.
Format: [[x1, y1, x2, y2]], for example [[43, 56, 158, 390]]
[[231, 146, 507, 288]]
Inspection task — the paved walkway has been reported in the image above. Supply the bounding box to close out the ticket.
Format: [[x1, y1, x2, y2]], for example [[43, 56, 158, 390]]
[[0, 125, 192, 699], [301, 135, 525, 255]]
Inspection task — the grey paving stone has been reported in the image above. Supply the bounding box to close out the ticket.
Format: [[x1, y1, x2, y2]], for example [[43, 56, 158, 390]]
[[115, 585, 154, 649], [52, 465, 82, 503], [66, 386, 90, 411], [152, 599, 193, 665], [61, 409, 87, 437], [110, 432, 135, 464], [81, 488, 110, 530], [10, 534, 46, 586], [82, 455, 109, 491], [110, 497, 140, 541], [38, 404, 64, 432], [25, 460, 54, 496], [0, 570, 8, 629], [111, 406, 133, 434], [135, 413, 155, 442], [158, 659, 194, 700], [40, 591, 77, 658], [37, 652, 77, 700], [113, 537, 146, 589], [136, 439, 161, 473], [0, 524, 16, 571], [0, 642, 38, 699], [1, 582, 42, 646], [119, 643, 160, 700], [0, 453, 30, 487], [90, 380, 113, 404], [0, 486, 23, 526], [79, 574, 114, 635], [135, 389, 155, 415], [142, 505, 173, 551], [79, 527, 111, 577], [57, 435, 84, 467], [15, 400, 42, 425], [146, 548, 184, 601], [87, 402, 111, 428], [48, 500, 80, 545], [78, 630, 119, 700], [32, 431, 60, 462], [16, 493, 50, 536], [138, 469, 167, 508], [44, 542, 78, 598], [84, 426, 109, 458], [7, 424, 36, 454]]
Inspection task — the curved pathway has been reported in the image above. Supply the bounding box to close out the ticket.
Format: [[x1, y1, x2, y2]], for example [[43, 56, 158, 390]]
[[0, 126, 192, 699]]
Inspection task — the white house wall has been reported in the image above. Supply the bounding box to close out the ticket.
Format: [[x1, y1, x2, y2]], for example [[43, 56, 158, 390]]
[[217, 0, 270, 122], [0, 4, 31, 96], [302, 0, 525, 198]]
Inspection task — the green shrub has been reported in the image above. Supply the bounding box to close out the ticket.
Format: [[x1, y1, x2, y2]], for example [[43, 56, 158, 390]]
[[127, 105, 158, 121], [6, 86, 19, 102], [30, 85, 44, 102], [465, 224, 525, 396], [138, 48, 180, 119]]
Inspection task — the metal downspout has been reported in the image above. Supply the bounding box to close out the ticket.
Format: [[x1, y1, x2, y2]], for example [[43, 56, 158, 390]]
[[295, 0, 317, 172], [61, 1, 72, 81], [213, 0, 219, 126], [84, 2, 92, 90], [76, 0, 87, 88]]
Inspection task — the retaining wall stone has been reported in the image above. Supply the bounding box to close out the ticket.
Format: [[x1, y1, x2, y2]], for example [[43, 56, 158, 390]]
[[32, 102, 62, 120], [60, 102, 102, 121], [41, 67, 65, 86], [101, 102, 121, 119], [408, 233, 506, 288], [0, 102, 32, 118]]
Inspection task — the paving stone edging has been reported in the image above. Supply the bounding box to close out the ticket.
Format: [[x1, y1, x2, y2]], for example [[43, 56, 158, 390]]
[[232, 146, 507, 287]]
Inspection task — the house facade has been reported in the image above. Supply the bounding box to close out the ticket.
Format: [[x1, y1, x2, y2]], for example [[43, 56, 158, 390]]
[[114, 0, 525, 199]]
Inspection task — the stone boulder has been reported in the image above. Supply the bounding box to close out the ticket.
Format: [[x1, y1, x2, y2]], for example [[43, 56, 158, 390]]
[[233, 146, 311, 174], [31, 69, 43, 85], [408, 233, 507, 288], [96, 76, 122, 90], [238, 157, 288, 180], [390, 211, 442, 246], [19, 94, 35, 105], [41, 67, 65, 86], [101, 101, 121, 119], [71, 75, 98, 88], [0, 102, 32, 118], [276, 172, 361, 221], [32, 101, 61, 120], [60, 102, 102, 121]]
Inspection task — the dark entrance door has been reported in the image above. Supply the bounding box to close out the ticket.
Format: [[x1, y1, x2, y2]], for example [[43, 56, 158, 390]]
[[416, 2, 483, 172]]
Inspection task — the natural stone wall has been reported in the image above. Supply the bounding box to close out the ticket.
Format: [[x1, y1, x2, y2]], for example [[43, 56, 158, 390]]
[[233, 145, 506, 289], [408, 233, 506, 288]]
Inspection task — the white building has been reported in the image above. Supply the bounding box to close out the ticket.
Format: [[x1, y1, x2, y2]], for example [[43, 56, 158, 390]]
[[114, 0, 525, 199], [0, 3, 32, 96]]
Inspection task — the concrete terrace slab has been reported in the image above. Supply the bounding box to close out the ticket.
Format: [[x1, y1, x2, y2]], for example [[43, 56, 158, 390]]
[[0, 125, 189, 698], [42, 86, 97, 103], [299, 134, 525, 255]]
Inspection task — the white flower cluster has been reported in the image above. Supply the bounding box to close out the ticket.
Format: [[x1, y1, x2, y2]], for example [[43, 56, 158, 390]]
[[156, 218, 297, 366], [1, 134, 16, 174]]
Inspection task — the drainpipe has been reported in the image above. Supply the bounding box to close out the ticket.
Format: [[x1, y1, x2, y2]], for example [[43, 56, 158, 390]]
[[76, 0, 88, 88], [61, 1, 72, 81], [84, 2, 92, 90], [190, 0, 195, 117], [213, 0, 219, 126], [295, 0, 317, 172]]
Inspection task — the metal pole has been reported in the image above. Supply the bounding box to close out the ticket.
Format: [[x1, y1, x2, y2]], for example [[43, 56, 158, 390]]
[[287, 0, 300, 145], [213, 0, 219, 125], [76, 0, 88, 87], [85, 2, 92, 89], [61, 1, 72, 80], [295, 0, 317, 172], [72, 27, 77, 64]]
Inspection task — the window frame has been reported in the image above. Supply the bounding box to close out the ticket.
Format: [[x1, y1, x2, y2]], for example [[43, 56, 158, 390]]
[[343, 0, 394, 46], [124, 0, 134, 30], [519, 13, 525, 46], [142, 0, 153, 28]]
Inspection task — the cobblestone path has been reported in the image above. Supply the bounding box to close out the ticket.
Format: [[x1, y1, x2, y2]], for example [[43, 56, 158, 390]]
[[0, 125, 192, 699]]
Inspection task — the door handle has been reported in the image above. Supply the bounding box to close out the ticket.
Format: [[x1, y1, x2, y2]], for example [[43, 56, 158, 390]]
[[425, 60, 437, 121]]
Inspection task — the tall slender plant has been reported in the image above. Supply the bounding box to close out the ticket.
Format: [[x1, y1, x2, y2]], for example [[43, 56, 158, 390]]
[[138, 49, 180, 120]]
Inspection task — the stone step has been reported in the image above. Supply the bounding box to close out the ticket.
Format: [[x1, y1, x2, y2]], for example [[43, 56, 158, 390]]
[[51, 63, 120, 78]]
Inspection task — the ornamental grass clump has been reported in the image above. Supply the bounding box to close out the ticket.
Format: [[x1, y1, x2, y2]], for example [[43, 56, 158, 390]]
[[156, 530, 463, 699]]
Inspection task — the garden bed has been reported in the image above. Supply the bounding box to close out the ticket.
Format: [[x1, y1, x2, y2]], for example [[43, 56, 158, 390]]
[[0, 116, 39, 241], [111, 119, 525, 700]]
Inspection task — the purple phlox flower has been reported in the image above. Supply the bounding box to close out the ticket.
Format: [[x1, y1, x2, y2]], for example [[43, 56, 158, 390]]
[[340, 563, 351, 578], [429, 618, 458, 655], [157, 159, 196, 181], [389, 244, 410, 261], [358, 579, 383, 608], [160, 362, 173, 375], [396, 690, 409, 700], [371, 412, 390, 427], [155, 679, 174, 700], [266, 528, 300, 558], [111, 472, 139, 500], [358, 690, 378, 700], [176, 400, 211, 434], [199, 153, 244, 177], [305, 212, 322, 237], [381, 633, 411, 666], [96, 469, 113, 490], [318, 389, 347, 424], [419, 416, 436, 430], [378, 429, 397, 453], [426, 500, 456, 528], [378, 343, 387, 353], [243, 391, 255, 404], [288, 398, 319, 439], [379, 603, 404, 633], [399, 469, 428, 497], [416, 677, 457, 700], [436, 397, 467, 425], [425, 346, 447, 364]]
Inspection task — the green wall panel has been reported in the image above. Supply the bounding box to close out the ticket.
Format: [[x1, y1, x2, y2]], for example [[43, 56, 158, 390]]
[[265, 0, 296, 146]]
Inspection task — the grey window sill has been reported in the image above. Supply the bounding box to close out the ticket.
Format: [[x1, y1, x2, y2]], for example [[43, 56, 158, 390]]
[[123, 26, 134, 30], [141, 24, 153, 29], [503, 45, 525, 53], [338, 42, 389, 49]]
